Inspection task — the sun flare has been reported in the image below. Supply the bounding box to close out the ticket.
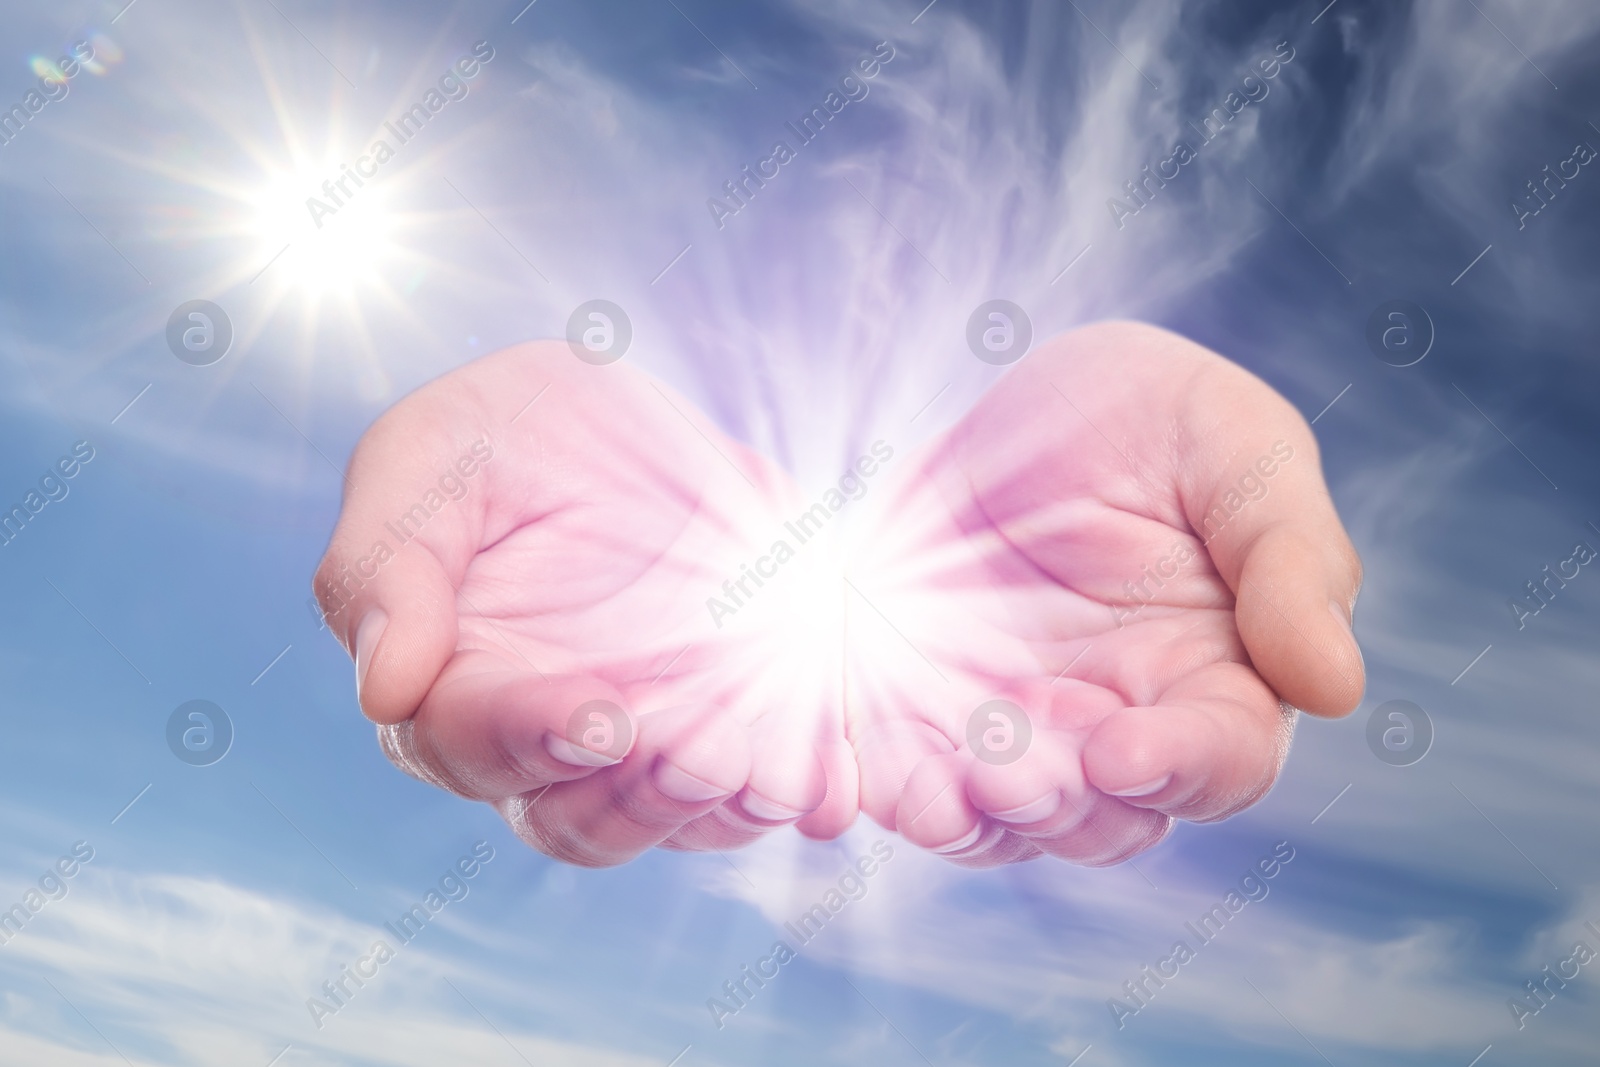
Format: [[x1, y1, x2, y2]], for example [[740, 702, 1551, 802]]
[[246, 165, 402, 299]]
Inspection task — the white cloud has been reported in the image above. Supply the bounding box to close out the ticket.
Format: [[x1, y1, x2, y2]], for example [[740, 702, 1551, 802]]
[[696, 824, 1597, 1059], [0, 865, 667, 1067]]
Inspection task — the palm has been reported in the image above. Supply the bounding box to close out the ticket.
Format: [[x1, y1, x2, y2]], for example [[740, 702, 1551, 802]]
[[323, 324, 1363, 869], [448, 366, 779, 712], [839, 322, 1357, 866], [325, 344, 846, 863]]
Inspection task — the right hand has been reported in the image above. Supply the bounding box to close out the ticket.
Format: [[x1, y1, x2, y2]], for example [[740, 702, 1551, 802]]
[[313, 343, 856, 867]]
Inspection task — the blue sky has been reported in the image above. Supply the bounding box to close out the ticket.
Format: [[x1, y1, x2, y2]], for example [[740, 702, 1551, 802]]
[[2, 0, 1600, 1063]]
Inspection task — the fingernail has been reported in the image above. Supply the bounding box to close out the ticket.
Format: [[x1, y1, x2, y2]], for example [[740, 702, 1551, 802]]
[[738, 790, 807, 823], [991, 793, 1061, 825], [931, 824, 984, 854], [354, 610, 388, 704], [544, 733, 624, 768], [654, 761, 734, 804], [1106, 774, 1170, 798]]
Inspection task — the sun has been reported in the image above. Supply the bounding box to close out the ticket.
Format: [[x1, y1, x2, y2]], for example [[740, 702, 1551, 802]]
[[81, 9, 512, 365], [245, 163, 401, 299]]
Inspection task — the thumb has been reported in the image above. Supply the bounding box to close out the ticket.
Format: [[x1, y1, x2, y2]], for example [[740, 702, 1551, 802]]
[[1178, 370, 1365, 717], [314, 408, 493, 725]]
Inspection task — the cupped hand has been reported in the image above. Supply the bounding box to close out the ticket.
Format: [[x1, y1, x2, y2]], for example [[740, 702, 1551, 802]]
[[313, 343, 857, 867], [842, 320, 1364, 867]]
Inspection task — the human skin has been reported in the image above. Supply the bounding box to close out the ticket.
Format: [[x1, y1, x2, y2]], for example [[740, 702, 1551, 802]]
[[843, 320, 1364, 867], [313, 321, 1363, 868], [313, 343, 851, 868]]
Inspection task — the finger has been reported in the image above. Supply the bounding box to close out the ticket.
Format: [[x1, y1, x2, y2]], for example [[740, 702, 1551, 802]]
[[889, 754, 1040, 867], [965, 729, 1080, 827], [738, 711, 830, 825], [1228, 524, 1364, 716], [1081, 661, 1294, 823], [965, 729, 1171, 866], [1029, 791, 1174, 867], [1170, 346, 1365, 716], [946, 832, 1044, 868], [954, 680, 1104, 825], [896, 753, 984, 854], [854, 720, 954, 830], [661, 711, 830, 851], [978, 321, 1365, 716], [796, 733, 861, 840], [314, 396, 492, 725], [380, 653, 637, 800], [498, 703, 751, 868]]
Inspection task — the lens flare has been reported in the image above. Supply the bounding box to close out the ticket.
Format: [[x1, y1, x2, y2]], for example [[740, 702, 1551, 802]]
[[30, 56, 64, 82], [80, 33, 123, 75]]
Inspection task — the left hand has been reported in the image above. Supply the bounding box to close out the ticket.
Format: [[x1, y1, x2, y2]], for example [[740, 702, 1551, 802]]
[[841, 320, 1365, 867]]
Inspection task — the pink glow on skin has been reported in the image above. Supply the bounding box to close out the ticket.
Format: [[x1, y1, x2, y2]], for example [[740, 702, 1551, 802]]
[[316, 320, 1364, 869]]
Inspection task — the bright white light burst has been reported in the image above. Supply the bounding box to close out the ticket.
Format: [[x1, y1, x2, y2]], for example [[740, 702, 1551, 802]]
[[246, 166, 400, 299]]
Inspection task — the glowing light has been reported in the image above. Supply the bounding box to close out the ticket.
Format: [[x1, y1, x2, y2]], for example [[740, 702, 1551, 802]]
[[246, 166, 400, 298], [757, 534, 852, 678], [80, 34, 123, 76], [30, 56, 64, 83]]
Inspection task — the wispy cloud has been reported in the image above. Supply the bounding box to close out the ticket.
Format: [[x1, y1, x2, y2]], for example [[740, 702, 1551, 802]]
[[0, 865, 670, 1067]]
